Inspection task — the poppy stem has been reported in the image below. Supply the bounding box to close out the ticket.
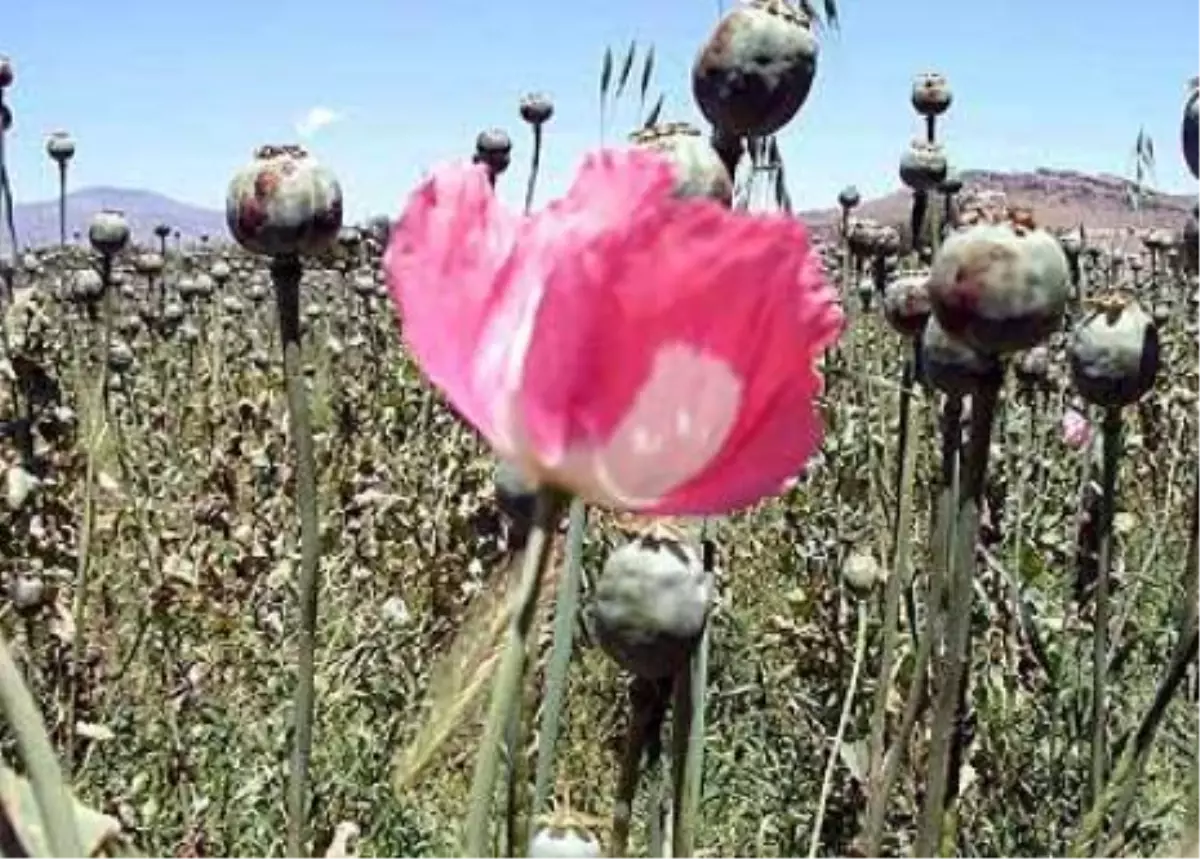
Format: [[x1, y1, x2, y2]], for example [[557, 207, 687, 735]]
[[529, 499, 589, 834], [464, 486, 567, 857], [1088, 408, 1121, 820], [862, 345, 921, 845], [273, 254, 322, 859], [524, 124, 544, 215], [916, 379, 999, 856]]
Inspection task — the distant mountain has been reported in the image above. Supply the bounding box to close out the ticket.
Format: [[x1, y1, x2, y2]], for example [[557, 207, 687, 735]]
[[799, 168, 1195, 240], [12, 187, 227, 249]]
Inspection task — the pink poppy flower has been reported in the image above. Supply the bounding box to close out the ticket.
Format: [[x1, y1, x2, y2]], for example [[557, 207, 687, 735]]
[[384, 148, 843, 514], [1062, 408, 1094, 450]]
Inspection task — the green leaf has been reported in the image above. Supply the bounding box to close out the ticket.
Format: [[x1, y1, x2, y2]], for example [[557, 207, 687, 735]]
[[0, 764, 123, 857], [642, 94, 664, 129], [615, 40, 637, 98], [599, 46, 614, 103], [639, 45, 656, 104]]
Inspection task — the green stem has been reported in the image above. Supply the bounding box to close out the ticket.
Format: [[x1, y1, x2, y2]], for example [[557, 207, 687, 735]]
[[809, 599, 869, 858], [866, 345, 920, 804], [530, 499, 588, 828], [915, 381, 1000, 857], [65, 269, 114, 773], [670, 621, 711, 857], [274, 255, 321, 859], [524, 124, 544, 215], [464, 486, 566, 857], [1070, 626, 1198, 857], [0, 634, 85, 857], [1089, 408, 1121, 817]]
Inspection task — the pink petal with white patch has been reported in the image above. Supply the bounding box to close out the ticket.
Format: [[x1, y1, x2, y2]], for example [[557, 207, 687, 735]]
[[510, 149, 844, 514]]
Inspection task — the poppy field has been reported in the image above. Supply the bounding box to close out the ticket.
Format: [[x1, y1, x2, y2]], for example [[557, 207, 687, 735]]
[[0, 7, 1197, 859]]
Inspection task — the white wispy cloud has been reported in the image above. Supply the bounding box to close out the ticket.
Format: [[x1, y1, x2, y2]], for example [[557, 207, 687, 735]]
[[295, 106, 342, 139]]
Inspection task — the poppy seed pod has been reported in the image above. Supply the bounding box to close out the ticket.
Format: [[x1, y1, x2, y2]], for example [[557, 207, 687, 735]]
[[45, 131, 75, 164], [1183, 77, 1198, 179], [154, 223, 171, 240], [1069, 298, 1160, 408], [629, 122, 734, 206], [473, 128, 512, 176], [899, 139, 948, 192], [838, 185, 861, 210], [519, 92, 554, 126], [210, 260, 231, 285], [0, 56, 11, 89], [134, 252, 164, 277], [692, 0, 819, 138], [843, 551, 883, 595], [927, 213, 1070, 355], [529, 827, 602, 859], [875, 225, 902, 258], [72, 268, 104, 302], [226, 144, 343, 258], [88, 209, 130, 256], [911, 72, 952, 117], [587, 532, 711, 679], [846, 218, 880, 257], [883, 270, 932, 336], [919, 314, 1004, 397]]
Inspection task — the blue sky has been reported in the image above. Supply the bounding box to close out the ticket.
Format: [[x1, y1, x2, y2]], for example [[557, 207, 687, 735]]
[[3, 0, 1197, 223]]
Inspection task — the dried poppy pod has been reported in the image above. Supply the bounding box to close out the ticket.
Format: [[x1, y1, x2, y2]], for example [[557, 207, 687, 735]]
[[1069, 296, 1160, 408], [691, 0, 819, 138], [899, 139, 948, 192], [919, 313, 1004, 397], [45, 130, 75, 165], [88, 209, 130, 256], [134, 252, 164, 277], [846, 218, 880, 257], [927, 209, 1069, 355], [629, 121, 733, 206], [473, 128, 512, 177], [519, 92, 554, 126], [72, 268, 104, 302], [883, 269, 932, 336], [0, 56, 11, 89], [226, 144, 343, 257], [529, 824, 601, 859], [843, 550, 883, 596], [875, 225, 902, 258], [911, 72, 952, 117], [1183, 76, 1198, 179], [586, 531, 711, 680], [838, 184, 861, 210], [209, 260, 232, 286]]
